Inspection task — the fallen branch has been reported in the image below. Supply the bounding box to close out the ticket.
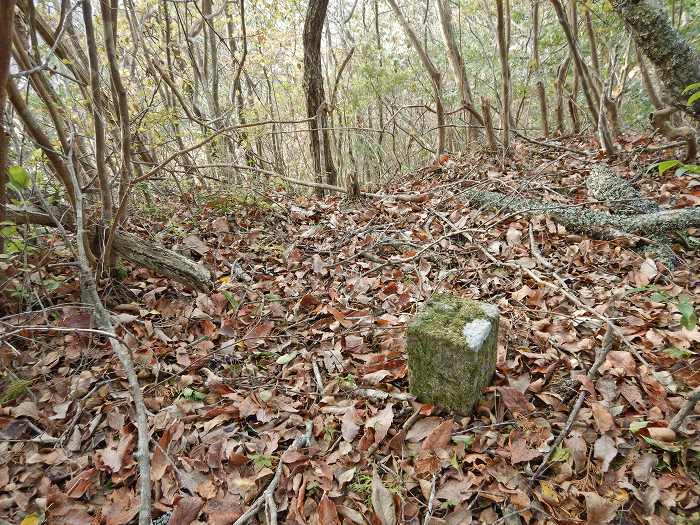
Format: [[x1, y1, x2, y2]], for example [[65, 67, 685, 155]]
[[530, 324, 616, 483], [669, 387, 700, 432], [7, 204, 212, 292], [67, 159, 152, 525], [462, 186, 700, 238], [233, 422, 313, 525]]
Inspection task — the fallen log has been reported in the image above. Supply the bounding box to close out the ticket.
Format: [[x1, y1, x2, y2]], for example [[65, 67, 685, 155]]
[[462, 187, 700, 238], [585, 164, 677, 267], [7, 204, 212, 292]]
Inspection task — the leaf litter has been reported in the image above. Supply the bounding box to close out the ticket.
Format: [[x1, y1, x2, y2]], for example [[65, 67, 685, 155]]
[[0, 141, 699, 524]]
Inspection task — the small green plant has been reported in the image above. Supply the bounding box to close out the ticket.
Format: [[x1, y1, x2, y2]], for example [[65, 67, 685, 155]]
[[0, 376, 32, 405], [683, 82, 700, 107], [676, 295, 697, 330], [179, 387, 205, 401], [655, 159, 700, 177], [663, 347, 694, 359], [338, 373, 357, 391], [251, 453, 273, 469], [348, 471, 373, 502]]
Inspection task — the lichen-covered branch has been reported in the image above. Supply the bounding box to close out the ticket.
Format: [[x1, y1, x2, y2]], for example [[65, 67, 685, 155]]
[[463, 186, 700, 238], [613, 0, 700, 119], [7, 204, 212, 292]]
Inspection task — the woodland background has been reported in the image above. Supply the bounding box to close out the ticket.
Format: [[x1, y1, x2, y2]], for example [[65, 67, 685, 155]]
[[0, 0, 699, 524]]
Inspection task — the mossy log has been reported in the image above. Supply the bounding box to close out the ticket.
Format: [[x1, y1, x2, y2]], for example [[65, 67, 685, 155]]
[[406, 294, 499, 414], [7, 204, 212, 292], [462, 185, 700, 239], [612, 0, 700, 119]]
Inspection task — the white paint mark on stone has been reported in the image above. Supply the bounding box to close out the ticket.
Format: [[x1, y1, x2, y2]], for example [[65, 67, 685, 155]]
[[462, 319, 492, 352], [479, 303, 499, 319]]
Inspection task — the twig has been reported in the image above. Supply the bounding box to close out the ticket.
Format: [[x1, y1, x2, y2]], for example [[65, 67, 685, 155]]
[[422, 473, 437, 525], [312, 357, 324, 395], [530, 324, 615, 484], [66, 144, 152, 525], [669, 387, 700, 432], [362, 229, 471, 277], [528, 223, 553, 269], [233, 422, 313, 525]]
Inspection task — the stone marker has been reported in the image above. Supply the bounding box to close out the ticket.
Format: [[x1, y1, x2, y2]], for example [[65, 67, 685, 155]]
[[406, 294, 499, 414]]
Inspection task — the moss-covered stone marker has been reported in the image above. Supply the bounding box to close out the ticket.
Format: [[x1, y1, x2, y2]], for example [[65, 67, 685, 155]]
[[406, 294, 499, 414]]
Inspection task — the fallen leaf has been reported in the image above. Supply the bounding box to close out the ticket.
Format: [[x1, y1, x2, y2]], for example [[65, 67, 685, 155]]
[[584, 492, 618, 525], [169, 496, 204, 525], [593, 435, 618, 473], [497, 387, 534, 414], [371, 470, 396, 525], [318, 494, 341, 525], [342, 407, 361, 442], [422, 418, 454, 450], [591, 402, 615, 433], [366, 404, 394, 445]]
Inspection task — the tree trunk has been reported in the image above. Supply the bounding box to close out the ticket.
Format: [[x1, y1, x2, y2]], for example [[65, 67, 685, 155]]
[[7, 203, 212, 292], [635, 44, 663, 110], [437, 0, 480, 146], [82, 0, 113, 230], [613, 0, 700, 118], [555, 57, 571, 134], [549, 0, 600, 126], [386, 0, 445, 157], [532, 0, 549, 138], [0, 0, 16, 254], [496, 0, 511, 149], [567, 0, 581, 133], [303, 0, 338, 195]]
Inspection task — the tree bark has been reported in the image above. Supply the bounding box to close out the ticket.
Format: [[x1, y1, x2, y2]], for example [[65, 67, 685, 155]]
[[613, 0, 700, 118], [495, 0, 511, 149], [7, 203, 212, 292], [555, 57, 571, 134], [549, 0, 600, 125], [386, 0, 445, 157], [0, 0, 16, 254], [437, 0, 480, 145], [532, 0, 549, 138], [82, 0, 113, 229], [303, 0, 338, 194], [635, 44, 663, 110]]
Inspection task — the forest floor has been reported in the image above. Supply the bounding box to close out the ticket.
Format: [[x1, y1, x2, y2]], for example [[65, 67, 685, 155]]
[[1, 136, 700, 525]]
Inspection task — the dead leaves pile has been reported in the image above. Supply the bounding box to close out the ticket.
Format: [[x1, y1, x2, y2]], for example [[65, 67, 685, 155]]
[[1, 140, 699, 524]]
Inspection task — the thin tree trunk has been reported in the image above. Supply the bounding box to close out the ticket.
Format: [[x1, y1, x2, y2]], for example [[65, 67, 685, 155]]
[[303, 0, 338, 194], [555, 57, 571, 134], [532, 0, 549, 138], [635, 44, 664, 110], [100, 0, 132, 229], [550, 0, 600, 126], [82, 0, 113, 234], [567, 0, 580, 133], [585, 7, 602, 88], [437, 0, 480, 145], [481, 96, 498, 150], [386, 0, 445, 157], [0, 0, 17, 254], [496, 0, 511, 149]]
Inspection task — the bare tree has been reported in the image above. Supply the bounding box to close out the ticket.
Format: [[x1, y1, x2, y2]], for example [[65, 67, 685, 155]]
[[549, 0, 600, 126], [304, 0, 338, 193], [82, 0, 113, 244], [436, 0, 482, 146], [386, 0, 445, 157], [532, 0, 549, 138], [0, 0, 16, 253], [495, 0, 511, 149]]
